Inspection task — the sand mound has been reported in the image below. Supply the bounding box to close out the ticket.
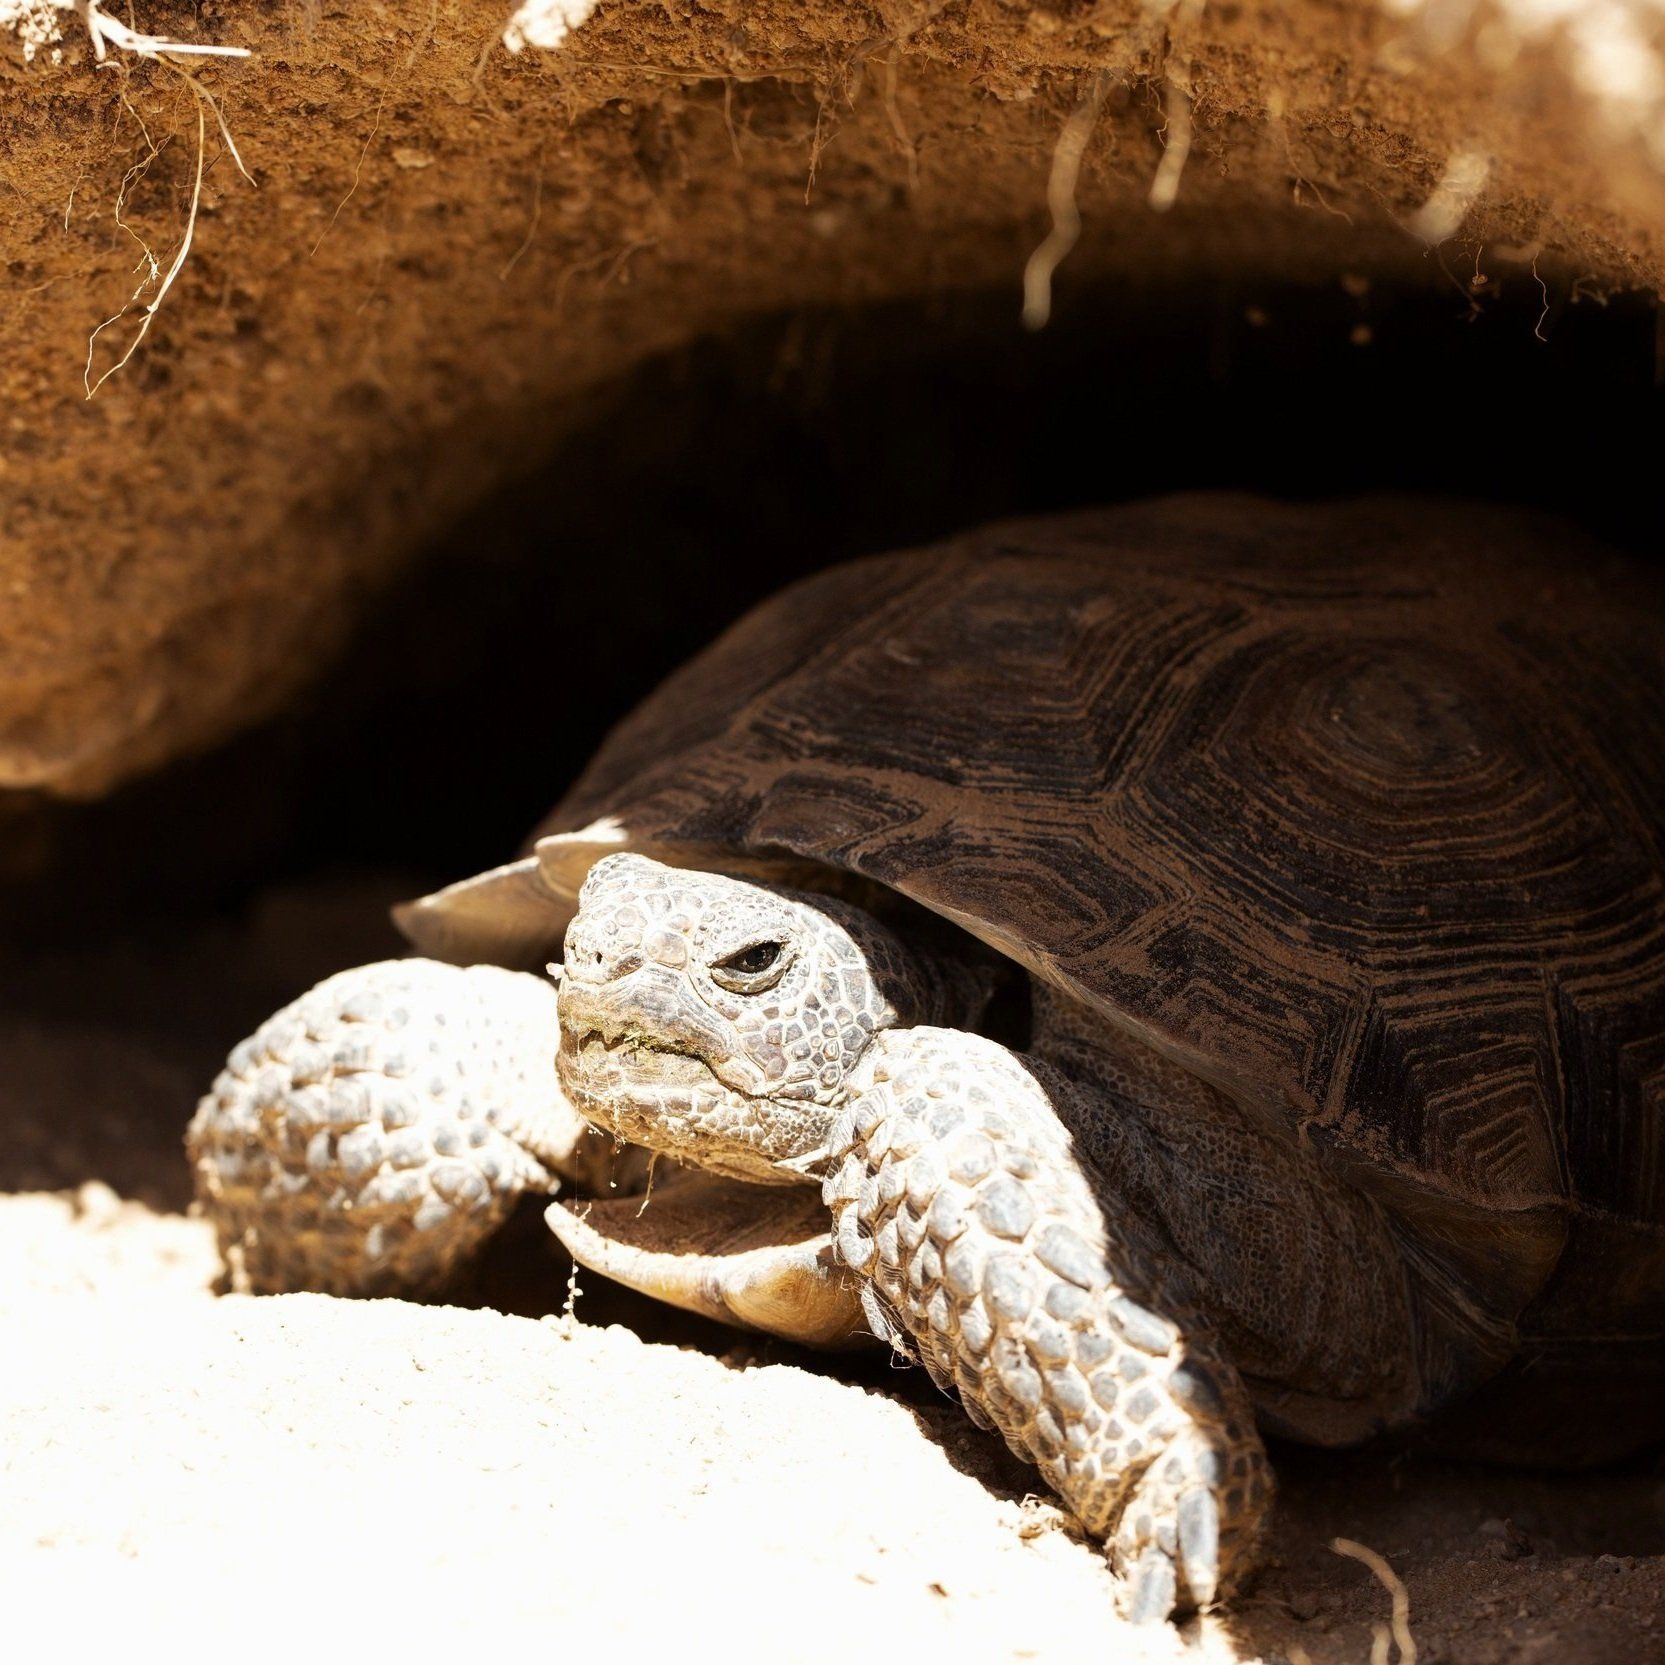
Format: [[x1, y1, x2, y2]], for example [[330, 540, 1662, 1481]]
[[2, 1187, 1661, 1659]]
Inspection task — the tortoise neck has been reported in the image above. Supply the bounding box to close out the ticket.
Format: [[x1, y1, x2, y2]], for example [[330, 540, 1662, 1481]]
[[775, 886, 1001, 1035]]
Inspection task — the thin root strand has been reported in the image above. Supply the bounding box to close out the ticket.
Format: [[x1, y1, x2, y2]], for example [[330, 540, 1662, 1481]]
[[83, 99, 205, 397], [1021, 71, 1111, 331], [1331, 1536, 1418, 1665], [75, 0, 250, 63]]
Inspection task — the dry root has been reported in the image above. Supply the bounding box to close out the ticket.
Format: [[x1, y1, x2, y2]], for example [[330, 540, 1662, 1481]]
[[73, 3, 253, 396], [1021, 72, 1111, 331], [1332, 1536, 1419, 1665], [74, 0, 249, 63]]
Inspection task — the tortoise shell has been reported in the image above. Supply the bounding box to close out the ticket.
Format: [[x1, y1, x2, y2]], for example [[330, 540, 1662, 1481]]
[[402, 495, 1665, 1358]]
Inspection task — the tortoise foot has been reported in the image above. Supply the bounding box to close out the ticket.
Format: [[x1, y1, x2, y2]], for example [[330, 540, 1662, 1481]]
[[187, 959, 580, 1297]]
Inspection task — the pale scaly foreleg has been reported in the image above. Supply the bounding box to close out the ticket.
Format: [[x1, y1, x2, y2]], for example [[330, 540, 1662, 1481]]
[[822, 1028, 1272, 1620], [188, 959, 626, 1296]]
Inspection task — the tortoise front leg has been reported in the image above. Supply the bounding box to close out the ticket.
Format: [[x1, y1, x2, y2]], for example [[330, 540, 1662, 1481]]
[[188, 960, 621, 1297], [824, 1029, 1272, 1619]]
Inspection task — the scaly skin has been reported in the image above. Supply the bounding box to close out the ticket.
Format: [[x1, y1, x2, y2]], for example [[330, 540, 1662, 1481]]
[[188, 960, 617, 1296], [825, 1030, 1271, 1615]]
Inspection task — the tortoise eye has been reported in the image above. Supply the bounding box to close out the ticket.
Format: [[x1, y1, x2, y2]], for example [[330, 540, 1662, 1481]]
[[711, 940, 791, 992]]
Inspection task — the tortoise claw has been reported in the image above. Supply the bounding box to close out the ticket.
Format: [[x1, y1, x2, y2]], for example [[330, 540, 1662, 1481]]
[[1177, 1484, 1221, 1609], [1124, 1546, 1178, 1624]]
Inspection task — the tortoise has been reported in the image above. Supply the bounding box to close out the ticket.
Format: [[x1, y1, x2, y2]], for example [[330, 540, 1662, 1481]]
[[188, 493, 1665, 1622]]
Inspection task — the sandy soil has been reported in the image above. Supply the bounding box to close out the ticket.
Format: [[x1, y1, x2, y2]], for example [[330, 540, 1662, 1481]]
[[2, 888, 1662, 1661]]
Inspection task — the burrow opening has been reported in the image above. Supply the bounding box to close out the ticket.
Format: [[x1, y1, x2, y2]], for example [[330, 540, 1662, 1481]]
[[2, 270, 1660, 1291], [2, 267, 1661, 1549]]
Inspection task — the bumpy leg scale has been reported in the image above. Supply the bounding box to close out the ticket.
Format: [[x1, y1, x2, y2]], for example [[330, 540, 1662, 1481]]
[[824, 1029, 1273, 1617], [188, 959, 599, 1296]]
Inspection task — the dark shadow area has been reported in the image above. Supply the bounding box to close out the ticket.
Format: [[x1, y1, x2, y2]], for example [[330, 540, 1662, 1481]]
[[1222, 1440, 1665, 1664], [3, 269, 1660, 945]]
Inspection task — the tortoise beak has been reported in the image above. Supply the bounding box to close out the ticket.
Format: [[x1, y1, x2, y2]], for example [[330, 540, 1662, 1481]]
[[546, 1171, 870, 1351]]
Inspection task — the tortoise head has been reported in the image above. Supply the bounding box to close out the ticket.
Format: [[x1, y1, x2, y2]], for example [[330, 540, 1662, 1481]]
[[556, 853, 914, 1184]]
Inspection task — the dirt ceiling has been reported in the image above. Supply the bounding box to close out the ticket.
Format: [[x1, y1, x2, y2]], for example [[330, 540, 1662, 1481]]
[[2, 0, 1662, 801]]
